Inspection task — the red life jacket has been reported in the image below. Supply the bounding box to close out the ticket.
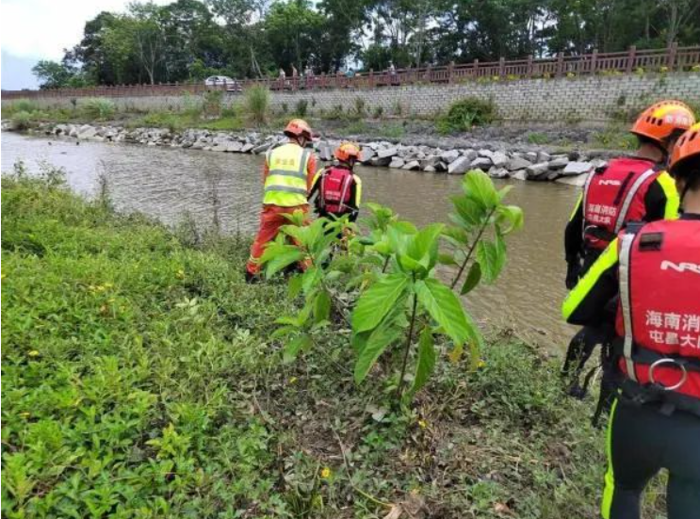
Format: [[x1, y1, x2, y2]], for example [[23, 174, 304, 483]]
[[615, 219, 700, 409], [319, 166, 355, 214], [582, 158, 660, 250]]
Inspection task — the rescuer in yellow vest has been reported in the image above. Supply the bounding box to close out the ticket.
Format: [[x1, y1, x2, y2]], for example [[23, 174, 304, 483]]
[[246, 119, 317, 282]]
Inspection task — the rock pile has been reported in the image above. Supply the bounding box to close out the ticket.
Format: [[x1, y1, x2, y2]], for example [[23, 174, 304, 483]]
[[16, 122, 613, 186]]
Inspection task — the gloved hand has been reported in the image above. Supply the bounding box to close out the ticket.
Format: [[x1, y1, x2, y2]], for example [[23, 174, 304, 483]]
[[565, 261, 581, 290]]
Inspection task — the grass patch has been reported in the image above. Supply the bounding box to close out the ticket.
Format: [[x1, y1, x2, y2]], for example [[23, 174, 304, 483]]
[[591, 127, 638, 150], [1, 175, 669, 518]]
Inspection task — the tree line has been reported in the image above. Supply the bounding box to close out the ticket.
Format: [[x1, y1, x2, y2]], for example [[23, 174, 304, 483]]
[[32, 0, 700, 88]]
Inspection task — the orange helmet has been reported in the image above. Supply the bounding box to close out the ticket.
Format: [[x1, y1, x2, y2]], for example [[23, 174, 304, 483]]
[[284, 118, 312, 140], [334, 142, 361, 163], [630, 100, 695, 145], [669, 122, 700, 176]]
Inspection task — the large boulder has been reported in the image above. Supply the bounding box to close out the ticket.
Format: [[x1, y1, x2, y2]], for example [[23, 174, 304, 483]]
[[420, 155, 441, 170], [556, 173, 589, 186], [488, 166, 510, 179], [226, 141, 243, 153], [526, 162, 550, 179], [439, 149, 461, 164], [377, 147, 398, 159], [402, 160, 421, 170], [371, 156, 392, 167], [511, 170, 528, 181], [463, 149, 478, 162], [562, 161, 594, 176], [548, 155, 570, 169], [77, 125, 97, 140], [537, 151, 552, 163], [241, 143, 255, 153], [490, 151, 508, 168], [360, 148, 376, 163], [447, 156, 472, 175], [389, 158, 405, 169], [506, 156, 532, 171], [470, 157, 493, 171]]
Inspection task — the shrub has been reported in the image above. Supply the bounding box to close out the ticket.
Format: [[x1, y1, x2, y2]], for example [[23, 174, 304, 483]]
[[82, 98, 116, 120], [280, 102, 288, 114], [436, 97, 496, 134], [392, 100, 405, 116], [294, 99, 308, 117], [373, 106, 384, 118], [354, 97, 366, 116], [10, 111, 33, 131], [202, 90, 223, 117], [244, 85, 269, 125], [12, 99, 39, 114]]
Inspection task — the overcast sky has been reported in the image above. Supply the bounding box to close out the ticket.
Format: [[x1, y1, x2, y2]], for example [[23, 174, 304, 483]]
[[1, 0, 171, 90]]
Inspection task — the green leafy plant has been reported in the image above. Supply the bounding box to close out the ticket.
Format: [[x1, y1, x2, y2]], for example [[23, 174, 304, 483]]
[[373, 105, 384, 118], [10, 111, 33, 131], [354, 97, 366, 116], [436, 97, 496, 134], [244, 85, 270, 124], [295, 99, 308, 117], [260, 171, 523, 402], [82, 98, 116, 120], [202, 90, 223, 117], [259, 212, 360, 363]]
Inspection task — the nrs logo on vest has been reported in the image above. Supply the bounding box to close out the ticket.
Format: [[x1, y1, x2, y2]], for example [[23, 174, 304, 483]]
[[661, 261, 700, 275]]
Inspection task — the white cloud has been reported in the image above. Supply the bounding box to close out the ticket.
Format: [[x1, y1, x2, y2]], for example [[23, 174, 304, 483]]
[[1, 0, 170, 60]]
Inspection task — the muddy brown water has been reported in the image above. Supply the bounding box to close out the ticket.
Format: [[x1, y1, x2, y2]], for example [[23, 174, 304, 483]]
[[2, 132, 580, 350]]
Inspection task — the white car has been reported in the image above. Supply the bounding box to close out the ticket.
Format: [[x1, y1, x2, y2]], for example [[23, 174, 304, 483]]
[[204, 75, 241, 92]]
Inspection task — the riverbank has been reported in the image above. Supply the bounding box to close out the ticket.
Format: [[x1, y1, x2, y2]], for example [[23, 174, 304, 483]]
[[3, 120, 615, 185], [2, 174, 667, 518]]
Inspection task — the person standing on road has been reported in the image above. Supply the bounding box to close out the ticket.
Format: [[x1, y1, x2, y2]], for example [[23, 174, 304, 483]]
[[245, 119, 317, 282], [562, 122, 700, 519], [561, 100, 694, 413]]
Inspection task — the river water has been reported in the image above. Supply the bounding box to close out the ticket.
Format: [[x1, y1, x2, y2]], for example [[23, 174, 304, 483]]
[[2, 132, 580, 350]]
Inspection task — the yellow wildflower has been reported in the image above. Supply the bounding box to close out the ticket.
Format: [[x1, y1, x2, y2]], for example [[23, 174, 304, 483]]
[[478, 360, 486, 369], [28, 350, 40, 357], [176, 269, 185, 279], [289, 376, 298, 384], [103, 282, 113, 289], [418, 419, 428, 429], [320, 467, 331, 479], [20, 412, 30, 419]]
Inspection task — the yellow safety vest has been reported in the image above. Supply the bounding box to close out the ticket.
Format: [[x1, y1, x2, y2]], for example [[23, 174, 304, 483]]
[[263, 143, 312, 207]]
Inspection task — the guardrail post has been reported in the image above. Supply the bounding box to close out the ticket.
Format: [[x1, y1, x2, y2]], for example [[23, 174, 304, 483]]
[[499, 56, 506, 78], [473, 58, 479, 78], [556, 53, 564, 77], [590, 48, 598, 74], [448, 61, 455, 83], [526, 55, 533, 78], [369, 68, 374, 88], [667, 41, 678, 70], [626, 45, 636, 73]]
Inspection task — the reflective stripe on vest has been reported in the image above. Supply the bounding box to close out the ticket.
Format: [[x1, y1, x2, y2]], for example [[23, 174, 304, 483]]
[[263, 144, 311, 207], [581, 170, 596, 239], [618, 232, 638, 382], [613, 168, 656, 233]]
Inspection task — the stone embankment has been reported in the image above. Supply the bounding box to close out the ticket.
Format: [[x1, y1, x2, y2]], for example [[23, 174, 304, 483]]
[[6, 121, 614, 186]]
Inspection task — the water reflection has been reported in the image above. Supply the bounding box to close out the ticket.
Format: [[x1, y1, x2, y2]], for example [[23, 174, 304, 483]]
[[2, 132, 580, 349]]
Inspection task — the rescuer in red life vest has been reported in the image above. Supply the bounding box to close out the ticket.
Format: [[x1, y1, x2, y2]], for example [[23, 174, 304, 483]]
[[562, 122, 700, 519], [309, 142, 363, 222], [561, 101, 695, 402]]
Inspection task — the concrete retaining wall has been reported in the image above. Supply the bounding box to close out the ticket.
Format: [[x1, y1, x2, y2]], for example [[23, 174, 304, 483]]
[[4, 73, 699, 123]]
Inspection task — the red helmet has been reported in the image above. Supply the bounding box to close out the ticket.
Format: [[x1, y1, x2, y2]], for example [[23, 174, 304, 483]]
[[669, 122, 700, 176], [284, 119, 312, 140], [334, 142, 361, 163], [630, 100, 695, 145]]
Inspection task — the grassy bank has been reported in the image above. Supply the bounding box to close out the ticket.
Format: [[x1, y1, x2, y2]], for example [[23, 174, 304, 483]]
[[3, 94, 643, 150], [2, 175, 665, 518]]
